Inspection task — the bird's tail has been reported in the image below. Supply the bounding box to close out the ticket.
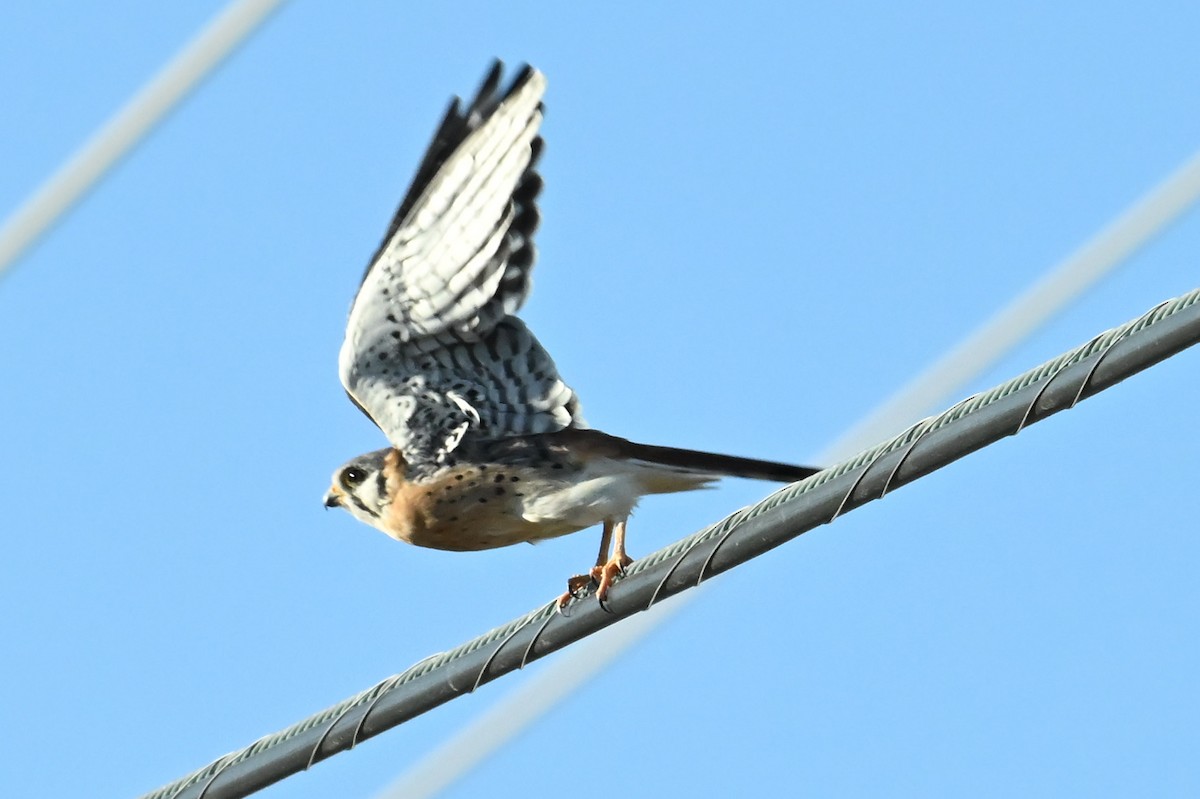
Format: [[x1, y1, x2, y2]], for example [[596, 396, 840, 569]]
[[619, 438, 820, 483], [554, 428, 820, 483]]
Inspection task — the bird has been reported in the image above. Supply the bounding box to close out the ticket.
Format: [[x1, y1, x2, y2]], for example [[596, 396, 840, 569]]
[[323, 61, 821, 606]]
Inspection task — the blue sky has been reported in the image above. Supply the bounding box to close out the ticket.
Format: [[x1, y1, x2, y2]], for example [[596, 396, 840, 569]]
[[2, 2, 1198, 797]]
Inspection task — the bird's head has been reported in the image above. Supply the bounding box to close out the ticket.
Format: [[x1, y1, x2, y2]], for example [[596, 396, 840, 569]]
[[324, 448, 394, 532]]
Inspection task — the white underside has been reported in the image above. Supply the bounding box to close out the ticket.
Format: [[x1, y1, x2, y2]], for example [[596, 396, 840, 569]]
[[518, 458, 712, 530]]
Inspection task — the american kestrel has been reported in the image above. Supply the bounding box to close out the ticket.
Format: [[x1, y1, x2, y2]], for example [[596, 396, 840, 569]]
[[324, 62, 819, 604]]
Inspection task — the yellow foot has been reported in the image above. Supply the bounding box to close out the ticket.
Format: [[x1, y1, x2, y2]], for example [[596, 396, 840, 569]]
[[595, 553, 634, 603], [558, 573, 593, 608]]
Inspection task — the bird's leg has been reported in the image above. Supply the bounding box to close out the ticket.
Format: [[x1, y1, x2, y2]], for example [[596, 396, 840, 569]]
[[589, 519, 615, 577], [594, 519, 632, 602], [559, 519, 619, 608]]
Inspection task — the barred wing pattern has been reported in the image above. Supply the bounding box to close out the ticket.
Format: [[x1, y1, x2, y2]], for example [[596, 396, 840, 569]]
[[339, 63, 584, 476]]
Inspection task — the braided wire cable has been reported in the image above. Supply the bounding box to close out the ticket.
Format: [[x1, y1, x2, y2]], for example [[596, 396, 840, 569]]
[[140, 287, 1200, 799]]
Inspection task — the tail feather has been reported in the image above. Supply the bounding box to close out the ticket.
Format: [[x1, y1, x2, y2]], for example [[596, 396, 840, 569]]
[[554, 428, 820, 483], [619, 439, 820, 483]]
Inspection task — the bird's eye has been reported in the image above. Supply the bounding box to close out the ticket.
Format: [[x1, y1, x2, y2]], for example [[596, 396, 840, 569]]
[[342, 467, 368, 488]]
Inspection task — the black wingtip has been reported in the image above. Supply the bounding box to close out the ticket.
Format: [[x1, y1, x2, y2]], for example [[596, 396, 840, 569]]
[[468, 61, 505, 121], [363, 60, 543, 276], [467, 60, 539, 120]]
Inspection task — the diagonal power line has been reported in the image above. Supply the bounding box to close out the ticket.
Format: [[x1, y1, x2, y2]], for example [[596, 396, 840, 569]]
[[829, 145, 1200, 460], [0, 0, 288, 279], [376, 145, 1200, 799], [141, 287, 1200, 799]]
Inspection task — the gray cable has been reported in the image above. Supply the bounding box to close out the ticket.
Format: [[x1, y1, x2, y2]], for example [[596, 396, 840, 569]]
[[0, 0, 287, 278], [379, 144, 1200, 799], [828, 146, 1200, 458], [139, 287, 1200, 799]]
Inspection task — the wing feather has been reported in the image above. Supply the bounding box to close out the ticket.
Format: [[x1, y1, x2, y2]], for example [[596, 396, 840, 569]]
[[338, 63, 584, 474]]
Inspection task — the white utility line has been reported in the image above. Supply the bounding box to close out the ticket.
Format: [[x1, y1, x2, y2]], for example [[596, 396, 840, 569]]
[[827, 147, 1200, 458], [0, 0, 288, 278], [373, 145, 1200, 799]]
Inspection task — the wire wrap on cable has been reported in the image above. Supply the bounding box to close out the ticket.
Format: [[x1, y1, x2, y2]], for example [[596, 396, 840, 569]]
[[141, 287, 1200, 799]]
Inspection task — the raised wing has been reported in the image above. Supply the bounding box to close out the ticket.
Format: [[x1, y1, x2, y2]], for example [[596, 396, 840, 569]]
[[339, 62, 584, 474]]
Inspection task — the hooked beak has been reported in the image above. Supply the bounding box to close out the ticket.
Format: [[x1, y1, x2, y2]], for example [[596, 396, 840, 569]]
[[323, 490, 342, 509]]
